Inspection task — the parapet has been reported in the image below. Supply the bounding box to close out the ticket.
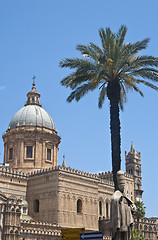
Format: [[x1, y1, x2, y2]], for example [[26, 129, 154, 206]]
[[0, 167, 28, 180], [20, 219, 61, 237], [28, 165, 114, 186]]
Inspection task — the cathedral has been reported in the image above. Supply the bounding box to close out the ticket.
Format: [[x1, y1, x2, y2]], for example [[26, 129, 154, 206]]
[[0, 83, 157, 239]]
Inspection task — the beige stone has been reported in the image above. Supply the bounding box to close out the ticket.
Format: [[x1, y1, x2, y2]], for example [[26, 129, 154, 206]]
[[0, 84, 156, 240]]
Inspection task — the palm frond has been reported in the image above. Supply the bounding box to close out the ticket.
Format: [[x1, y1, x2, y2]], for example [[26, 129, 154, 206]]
[[98, 86, 107, 108], [135, 79, 158, 91], [131, 55, 158, 67], [60, 57, 96, 69], [76, 44, 99, 61], [131, 38, 150, 53], [116, 25, 127, 47], [98, 28, 108, 56], [89, 42, 104, 56], [132, 68, 158, 81], [120, 73, 144, 96], [119, 82, 128, 110], [61, 72, 96, 89], [66, 82, 97, 102]]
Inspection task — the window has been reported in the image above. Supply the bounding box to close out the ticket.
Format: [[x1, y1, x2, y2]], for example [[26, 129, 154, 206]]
[[77, 199, 82, 214], [136, 170, 139, 176], [47, 148, 51, 161], [32, 97, 35, 103], [26, 146, 33, 158], [23, 207, 27, 214], [99, 201, 102, 216], [9, 148, 13, 160], [36, 97, 38, 103], [106, 202, 109, 218], [34, 199, 39, 213], [28, 97, 30, 103], [137, 184, 139, 190], [129, 169, 133, 174]]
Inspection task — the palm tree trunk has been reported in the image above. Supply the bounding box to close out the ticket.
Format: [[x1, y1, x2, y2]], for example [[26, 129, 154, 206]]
[[110, 98, 121, 190]]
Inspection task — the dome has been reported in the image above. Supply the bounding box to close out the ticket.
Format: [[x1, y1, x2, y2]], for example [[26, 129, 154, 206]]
[[9, 105, 57, 131], [8, 82, 57, 132]]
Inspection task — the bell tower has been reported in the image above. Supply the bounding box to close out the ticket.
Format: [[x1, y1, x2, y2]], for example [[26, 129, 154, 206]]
[[125, 142, 143, 201]]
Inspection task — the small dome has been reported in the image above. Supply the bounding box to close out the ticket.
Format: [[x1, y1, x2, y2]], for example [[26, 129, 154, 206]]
[[22, 199, 28, 206], [9, 105, 57, 131]]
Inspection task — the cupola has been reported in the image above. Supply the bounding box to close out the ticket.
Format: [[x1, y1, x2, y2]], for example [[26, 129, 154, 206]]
[[2, 82, 61, 172], [25, 82, 41, 106]]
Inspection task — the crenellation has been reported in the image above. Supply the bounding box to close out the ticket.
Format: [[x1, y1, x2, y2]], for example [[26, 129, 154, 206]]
[[0, 167, 28, 180]]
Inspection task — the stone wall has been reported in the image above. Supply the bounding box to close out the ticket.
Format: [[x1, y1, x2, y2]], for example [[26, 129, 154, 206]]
[[0, 167, 27, 199], [20, 220, 61, 240], [26, 166, 114, 231]]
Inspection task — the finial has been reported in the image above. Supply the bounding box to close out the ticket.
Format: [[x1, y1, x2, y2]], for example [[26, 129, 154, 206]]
[[62, 154, 66, 168], [130, 141, 135, 153]]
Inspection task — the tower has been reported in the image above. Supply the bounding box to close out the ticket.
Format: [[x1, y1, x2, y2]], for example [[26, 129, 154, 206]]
[[125, 142, 143, 201], [2, 83, 61, 172]]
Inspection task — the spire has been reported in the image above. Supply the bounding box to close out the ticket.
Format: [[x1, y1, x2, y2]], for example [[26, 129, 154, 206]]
[[130, 141, 135, 153], [25, 79, 41, 107], [62, 154, 66, 168]]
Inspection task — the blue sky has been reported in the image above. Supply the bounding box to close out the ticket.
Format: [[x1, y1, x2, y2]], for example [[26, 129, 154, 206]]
[[0, 0, 158, 217]]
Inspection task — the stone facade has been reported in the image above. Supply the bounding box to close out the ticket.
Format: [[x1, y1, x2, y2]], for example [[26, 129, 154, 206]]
[[0, 84, 157, 240], [134, 218, 157, 240], [27, 166, 114, 230], [0, 193, 21, 240], [3, 125, 60, 171]]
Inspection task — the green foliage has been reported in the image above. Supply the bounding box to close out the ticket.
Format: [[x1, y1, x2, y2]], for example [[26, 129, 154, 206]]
[[134, 201, 146, 219], [59, 25, 158, 110], [131, 229, 145, 240], [59, 25, 158, 190]]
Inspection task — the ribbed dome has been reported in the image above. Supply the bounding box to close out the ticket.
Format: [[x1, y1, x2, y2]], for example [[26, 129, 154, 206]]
[[9, 105, 57, 131]]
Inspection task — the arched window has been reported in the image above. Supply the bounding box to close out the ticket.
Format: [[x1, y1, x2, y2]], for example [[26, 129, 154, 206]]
[[99, 201, 102, 216], [136, 170, 139, 176], [129, 169, 133, 174], [77, 199, 82, 214], [144, 225, 147, 231], [106, 202, 109, 218], [34, 199, 39, 213]]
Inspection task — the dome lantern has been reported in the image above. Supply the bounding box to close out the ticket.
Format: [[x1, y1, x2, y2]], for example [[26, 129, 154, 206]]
[[25, 82, 41, 107]]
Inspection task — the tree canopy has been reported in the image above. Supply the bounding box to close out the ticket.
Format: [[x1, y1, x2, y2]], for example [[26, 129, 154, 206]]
[[59, 25, 158, 189]]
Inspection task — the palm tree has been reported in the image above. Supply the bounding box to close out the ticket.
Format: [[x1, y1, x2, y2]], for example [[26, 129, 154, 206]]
[[59, 25, 158, 190]]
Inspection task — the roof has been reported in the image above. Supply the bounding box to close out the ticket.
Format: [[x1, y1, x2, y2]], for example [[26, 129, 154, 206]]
[[9, 105, 57, 131], [8, 82, 57, 132]]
